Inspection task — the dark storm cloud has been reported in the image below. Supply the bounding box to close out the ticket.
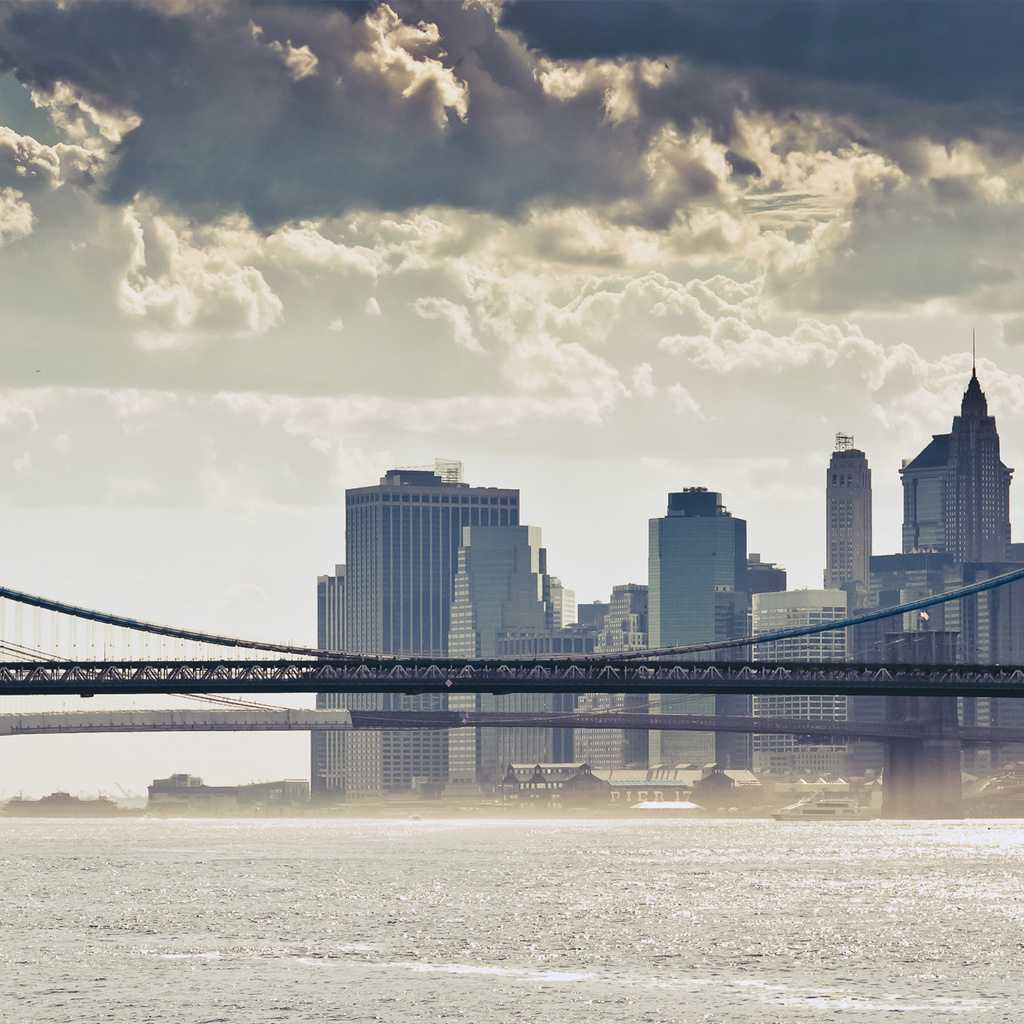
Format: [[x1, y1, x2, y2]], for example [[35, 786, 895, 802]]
[[498, 1, 1024, 198], [501, 1, 1024, 127], [1, 0, 1021, 233], [0, 1, 652, 225]]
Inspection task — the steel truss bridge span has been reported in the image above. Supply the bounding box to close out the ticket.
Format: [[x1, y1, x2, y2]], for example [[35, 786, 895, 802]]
[[2, 657, 1024, 697]]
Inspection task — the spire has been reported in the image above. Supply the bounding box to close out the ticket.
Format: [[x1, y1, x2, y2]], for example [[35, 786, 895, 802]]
[[961, 367, 987, 416], [962, 332, 987, 416]]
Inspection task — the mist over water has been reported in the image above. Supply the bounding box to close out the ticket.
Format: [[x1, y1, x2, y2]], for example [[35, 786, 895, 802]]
[[1, 817, 1021, 1023]]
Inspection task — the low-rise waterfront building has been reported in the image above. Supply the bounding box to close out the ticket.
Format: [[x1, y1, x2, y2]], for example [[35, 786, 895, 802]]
[[147, 774, 309, 814]]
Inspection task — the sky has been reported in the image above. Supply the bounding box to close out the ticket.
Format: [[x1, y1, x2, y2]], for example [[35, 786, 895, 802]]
[[3, 0, 1024, 796]]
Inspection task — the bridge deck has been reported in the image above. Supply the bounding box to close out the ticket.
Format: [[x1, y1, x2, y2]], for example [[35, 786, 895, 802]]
[[0, 709, 353, 736], [1, 657, 1023, 697], [1, 709, 1023, 745]]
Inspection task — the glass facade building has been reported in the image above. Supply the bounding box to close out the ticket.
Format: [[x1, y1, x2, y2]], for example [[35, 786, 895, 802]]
[[312, 566, 346, 795], [345, 467, 520, 657], [648, 489, 749, 768], [576, 584, 650, 770], [751, 589, 848, 776], [446, 524, 579, 788], [315, 464, 521, 797], [448, 525, 546, 660]]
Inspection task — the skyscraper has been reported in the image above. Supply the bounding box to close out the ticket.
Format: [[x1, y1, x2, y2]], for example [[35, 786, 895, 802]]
[[901, 368, 1012, 561], [544, 577, 576, 630], [576, 584, 650, 770], [446, 523, 578, 788], [751, 589, 848, 776], [312, 566, 346, 796], [648, 488, 749, 767], [315, 460, 521, 797], [825, 434, 872, 589], [648, 489, 747, 655], [448, 525, 547, 660], [345, 462, 519, 657], [747, 553, 787, 596], [877, 366, 1019, 775], [316, 565, 346, 652]]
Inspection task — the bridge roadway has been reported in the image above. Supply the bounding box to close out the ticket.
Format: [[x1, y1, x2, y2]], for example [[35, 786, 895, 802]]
[[2, 708, 1023, 746], [0, 709, 353, 736], [1, 656, 1024, 697]]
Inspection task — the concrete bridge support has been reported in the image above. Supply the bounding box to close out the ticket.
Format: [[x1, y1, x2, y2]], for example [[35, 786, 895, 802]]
[[883, 695, 962, 818]]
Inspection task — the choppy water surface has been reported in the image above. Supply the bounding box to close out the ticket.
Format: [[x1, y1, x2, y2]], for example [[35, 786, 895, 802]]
[[1, 817, 1022, 1022]]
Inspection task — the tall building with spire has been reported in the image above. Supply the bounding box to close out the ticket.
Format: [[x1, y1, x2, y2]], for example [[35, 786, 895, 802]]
[[873, 364, 1021, 772], [900, 368, 1013, 561], [825, 433, 872, 589]]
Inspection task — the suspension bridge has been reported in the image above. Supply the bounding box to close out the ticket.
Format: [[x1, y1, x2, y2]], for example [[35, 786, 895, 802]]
[[1, 566, 1024, 817]]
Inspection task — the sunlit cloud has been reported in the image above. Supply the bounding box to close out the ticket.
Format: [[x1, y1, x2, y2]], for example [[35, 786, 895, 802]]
[[0, 0, 1020, 646]]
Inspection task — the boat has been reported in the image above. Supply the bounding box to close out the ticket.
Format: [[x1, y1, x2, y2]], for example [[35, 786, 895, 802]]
[[771, 793, 874, 821], [1, 791, 140, 817]]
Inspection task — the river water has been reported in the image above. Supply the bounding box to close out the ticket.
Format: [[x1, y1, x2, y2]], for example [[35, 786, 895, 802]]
[[1, 817, 1022, 1023]]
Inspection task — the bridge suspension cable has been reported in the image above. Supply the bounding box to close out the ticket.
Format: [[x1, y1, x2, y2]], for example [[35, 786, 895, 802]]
[[2, 563, 1024, 670], [0, 636, 59, 662], [612, 563, 1024, 660], [178, 692, 293, 712], [0, 584, 330, 658]]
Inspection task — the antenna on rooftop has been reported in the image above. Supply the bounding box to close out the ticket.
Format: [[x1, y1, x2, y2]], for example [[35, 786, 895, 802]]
[[973, 328, 977, 373], [395, 458, 464, 483], [434, 458, 463, 484]]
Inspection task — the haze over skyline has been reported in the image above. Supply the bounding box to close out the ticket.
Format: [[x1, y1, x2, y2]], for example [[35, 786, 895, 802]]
[[2, 1, 1024, 796]]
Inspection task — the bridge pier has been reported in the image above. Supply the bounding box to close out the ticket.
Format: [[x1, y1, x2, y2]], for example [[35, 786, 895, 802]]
[[883, 696, 962, 818]]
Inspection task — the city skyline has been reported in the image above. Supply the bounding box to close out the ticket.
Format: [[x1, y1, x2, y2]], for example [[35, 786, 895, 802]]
[[0, 361, 1017, 798], [3, 1, 1024, 795], [313, 364, 1023, 797]]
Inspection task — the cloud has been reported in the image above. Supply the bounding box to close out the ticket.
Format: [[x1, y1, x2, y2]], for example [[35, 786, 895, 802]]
[[659, 316, 861, 374], [0, 0, 1020, 335], [263, 224, 381, 276], [0, 184, 32, 243], [0, 125, 59, 190], [0, 6, 1021, 481], [355, 4, 468, 128], [0, 3, 503, 222], [631, 362, 655, 398], [666, 383, 704, 419], [0, 2, 711, 223], [117, 204, 284, 344], [29, 78, 141, 146], [217, 580, 271, 611], [413, 296, 485, 353], [501, 1, 1024, 131], [762, 173, 1023, 313], [251, 23, 319, 82]]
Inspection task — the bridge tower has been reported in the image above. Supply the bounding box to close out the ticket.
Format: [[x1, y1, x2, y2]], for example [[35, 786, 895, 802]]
[[882, 630, 962, 818]]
